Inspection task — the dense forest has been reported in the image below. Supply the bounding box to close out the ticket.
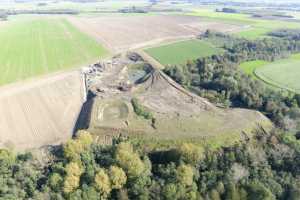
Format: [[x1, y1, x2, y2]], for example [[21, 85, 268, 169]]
[[1, 130, 300, 200], [2, 30, 300, 200]]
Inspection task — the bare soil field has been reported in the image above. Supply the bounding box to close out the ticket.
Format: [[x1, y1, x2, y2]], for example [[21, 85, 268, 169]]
[[67, 15, 243, 53], [0, 70, 85, 151]]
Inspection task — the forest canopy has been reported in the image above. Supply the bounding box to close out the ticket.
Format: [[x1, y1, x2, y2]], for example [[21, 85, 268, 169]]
[[1, 130, 300, 200], [164, 30, 300, 132]]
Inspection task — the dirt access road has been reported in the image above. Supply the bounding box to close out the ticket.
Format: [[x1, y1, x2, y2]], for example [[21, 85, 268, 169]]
[[0, 70, 85, 151]]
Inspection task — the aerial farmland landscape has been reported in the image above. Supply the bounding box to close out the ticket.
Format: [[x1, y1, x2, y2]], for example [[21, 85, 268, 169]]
[[1, 0, 300, 199]]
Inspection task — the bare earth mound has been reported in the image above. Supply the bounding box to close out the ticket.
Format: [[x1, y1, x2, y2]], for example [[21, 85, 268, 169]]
[[138, 69, 215, 114], [84, 55, 272, 145], [67, 15, 244, 53], [133, 69, 271, 140], [0, 70, 85, 150]]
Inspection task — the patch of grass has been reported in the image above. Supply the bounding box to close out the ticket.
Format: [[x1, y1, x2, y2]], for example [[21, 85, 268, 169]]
[[131, 98, 154, 120], [255, 55, 300, 93], [237, 27, 271, 39], [239, 54, 300, 93], [291, 53, 300, 59], [237, 20, 300, 39], [145, 39, 221, 65], [122, 117, 273, 151], [189, 8, 256, 25], [0, 0, 150, 12], [89, 99, 272, 150], [240, 60, 269, 78], [0, 17, 108, 85]]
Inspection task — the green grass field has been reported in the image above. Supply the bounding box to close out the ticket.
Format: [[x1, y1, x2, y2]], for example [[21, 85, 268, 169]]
[[240, 60, 270, 78], [144, 39, 221, 65], [0, 0, 150, 11], [255, 56, 300, 93], [240, 54, 300, 93], [0, 17, 108, 85], [189, 9, 256, 25], [189, 9, 300, 39]]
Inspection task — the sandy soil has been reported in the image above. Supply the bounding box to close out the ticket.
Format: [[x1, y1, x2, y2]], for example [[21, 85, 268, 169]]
[[0, 70, 85, 151], [67, 15, 244, 53], [81, 53, 272, 144]]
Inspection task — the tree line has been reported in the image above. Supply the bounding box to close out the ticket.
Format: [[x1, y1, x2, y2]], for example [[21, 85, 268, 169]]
[[1, 129, 300, 200], [164, 30, 300, 132]]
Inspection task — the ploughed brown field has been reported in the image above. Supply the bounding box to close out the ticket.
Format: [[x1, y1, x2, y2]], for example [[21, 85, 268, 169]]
[[67, 15, 244, 53], [0, 70, 85, 150]]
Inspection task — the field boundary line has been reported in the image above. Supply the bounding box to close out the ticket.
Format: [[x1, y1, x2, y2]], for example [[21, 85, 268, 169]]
[[253, 69, 299, 94], [135, 50, 165, 69], [66, 16, 114, 53], [141, 36, 197, 51]]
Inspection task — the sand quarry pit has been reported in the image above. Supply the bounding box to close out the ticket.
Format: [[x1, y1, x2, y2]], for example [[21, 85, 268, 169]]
[[81, 54, 272, 144], [0, 52, 271, 150], [0, 70, 85, 151], [67, 15, 244, 53]]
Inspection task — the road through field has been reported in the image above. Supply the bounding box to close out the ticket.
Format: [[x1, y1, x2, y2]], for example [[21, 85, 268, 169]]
[[0, 69, 85, 151]]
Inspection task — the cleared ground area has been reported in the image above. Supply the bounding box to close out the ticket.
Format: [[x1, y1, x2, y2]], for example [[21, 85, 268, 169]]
[[0, 16, 108, 85], [67, 15, 244, 53], [0, 70, 85, 150], [145, 39, 221, 65], [81, 54, 272, 148]]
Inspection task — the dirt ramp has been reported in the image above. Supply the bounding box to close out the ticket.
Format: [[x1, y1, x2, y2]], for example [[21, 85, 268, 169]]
[[0, 70, 85, 151], [137, 69, 215, 115]]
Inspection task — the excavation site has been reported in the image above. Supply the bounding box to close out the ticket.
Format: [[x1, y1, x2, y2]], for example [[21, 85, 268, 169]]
[[75, 52, 272, 146]]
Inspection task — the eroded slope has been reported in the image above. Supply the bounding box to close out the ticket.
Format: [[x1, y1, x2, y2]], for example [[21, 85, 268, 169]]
[[83, 54, 272, 146]]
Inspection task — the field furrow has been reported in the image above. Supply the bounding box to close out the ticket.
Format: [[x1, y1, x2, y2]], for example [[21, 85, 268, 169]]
[[0, 16, 108, 86]]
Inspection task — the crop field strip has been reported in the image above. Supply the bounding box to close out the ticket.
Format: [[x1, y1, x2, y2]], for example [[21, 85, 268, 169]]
[[240, 54, 300, 93], [239, 60, 269, 78], [0, 17, 108, 86], [0, 0, 150, 11], [144, 39, 221, 65], [255, 57, 300, 93], [188, 9, 300, 39]]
